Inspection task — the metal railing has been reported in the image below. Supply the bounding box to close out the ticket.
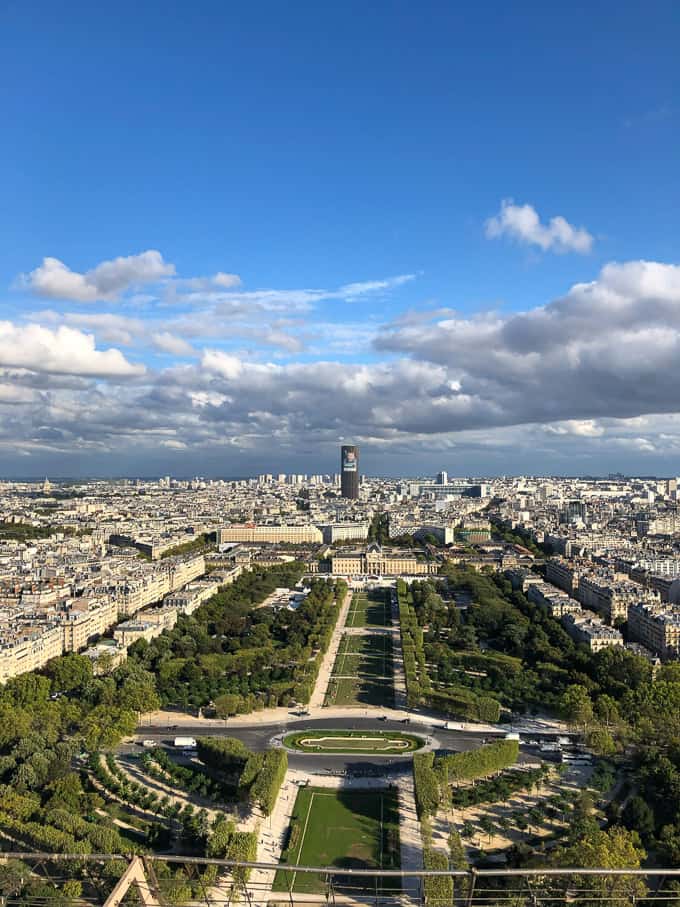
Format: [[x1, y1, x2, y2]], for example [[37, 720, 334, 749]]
[[0, 853, 678, 907]]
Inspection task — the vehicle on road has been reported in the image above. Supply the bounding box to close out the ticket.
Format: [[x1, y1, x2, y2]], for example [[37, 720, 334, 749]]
[[173, 736, 197, 748], [141, 739, 158, 748]]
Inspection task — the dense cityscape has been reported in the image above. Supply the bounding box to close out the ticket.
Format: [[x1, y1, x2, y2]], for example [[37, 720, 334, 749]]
[[3, 1, 679, 903], [3, 448, 680, 902]]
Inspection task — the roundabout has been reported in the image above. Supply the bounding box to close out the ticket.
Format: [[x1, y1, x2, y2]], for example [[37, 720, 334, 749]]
[[283, 728, 424, 755]]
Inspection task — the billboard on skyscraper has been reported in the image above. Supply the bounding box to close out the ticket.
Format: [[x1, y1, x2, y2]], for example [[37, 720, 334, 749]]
[[342, 449, 357, 472]]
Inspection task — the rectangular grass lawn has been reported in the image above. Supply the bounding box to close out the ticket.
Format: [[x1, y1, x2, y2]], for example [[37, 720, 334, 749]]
[[326, 633, 394, 706], [273, 787, 401, 894], [346, 591, 391, 629]]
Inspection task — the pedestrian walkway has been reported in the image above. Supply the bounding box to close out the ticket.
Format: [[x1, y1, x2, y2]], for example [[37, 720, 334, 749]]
[[245, 772, 299, 899], [396, 772, 424, 898], [390, 593, 408, 709]]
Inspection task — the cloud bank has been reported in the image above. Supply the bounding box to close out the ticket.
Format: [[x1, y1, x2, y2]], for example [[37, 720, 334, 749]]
[[6, 253, 680, 470], [19, 250, 176, 302]]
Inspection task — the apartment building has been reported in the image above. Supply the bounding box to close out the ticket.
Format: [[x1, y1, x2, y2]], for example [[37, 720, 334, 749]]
[[113, 604, 179, 647], [545, 557, 582, 596], [218, 524, 323, 544], [527, 581, 582, 617], [0, 623, 64, 684], [628, 601, 680, 659], [561, 611, 624, 652], [504, 567, 543, 594], [321, 522, 370, 543], [59, 597, 119, 652], [578, 574, 647, 623]]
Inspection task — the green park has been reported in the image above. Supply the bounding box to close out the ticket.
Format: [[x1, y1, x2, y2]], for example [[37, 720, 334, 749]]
[[273, 787, 401, 893]]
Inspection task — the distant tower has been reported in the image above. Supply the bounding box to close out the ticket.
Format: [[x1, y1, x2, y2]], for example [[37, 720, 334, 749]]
[[437, 470, 448, 485], [340, 445, 359, 499]]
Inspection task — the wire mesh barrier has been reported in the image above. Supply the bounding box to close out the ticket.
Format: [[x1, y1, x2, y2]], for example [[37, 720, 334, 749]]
[[1, 854, 679, 907]]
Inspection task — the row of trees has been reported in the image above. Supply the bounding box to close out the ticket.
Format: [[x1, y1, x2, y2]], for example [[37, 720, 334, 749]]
[[413, 740, 519, 819], [192, 736, 288, 816], [397, 578, 501, 722], [129, 569, 347, 712]]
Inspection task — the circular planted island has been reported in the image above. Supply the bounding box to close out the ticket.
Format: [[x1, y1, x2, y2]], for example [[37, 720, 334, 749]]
[[283, 729, 424, 755]]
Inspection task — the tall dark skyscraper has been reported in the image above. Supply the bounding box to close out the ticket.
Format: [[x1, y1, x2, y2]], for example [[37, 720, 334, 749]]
[[340, 445, 359, 499]]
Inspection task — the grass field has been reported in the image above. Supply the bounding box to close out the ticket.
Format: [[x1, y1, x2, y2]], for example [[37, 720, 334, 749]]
[[345, 590, 392, 628], [284, 729, 422, 754], [273, 787, 401, 893], [325, 633, 395, 707]]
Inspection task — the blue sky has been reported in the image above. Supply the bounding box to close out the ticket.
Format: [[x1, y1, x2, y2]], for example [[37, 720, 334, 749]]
[[1, 1, 680, 477]]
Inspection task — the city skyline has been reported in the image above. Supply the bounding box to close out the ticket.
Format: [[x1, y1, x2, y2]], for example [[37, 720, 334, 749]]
[[1, 2, 680, 476]]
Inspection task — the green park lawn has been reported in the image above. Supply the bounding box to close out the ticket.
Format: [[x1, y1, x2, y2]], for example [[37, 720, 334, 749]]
[[346, 591, 392, 628], [326, 633, 394, 707], [273, 787, 401, 893], [283, 729, 422, 754]]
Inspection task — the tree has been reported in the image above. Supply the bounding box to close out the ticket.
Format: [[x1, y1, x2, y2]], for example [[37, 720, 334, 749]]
[[560, 684, 593, 727], [621, 796, 655, 845], [594, 694, 620, 728], [554, 826, 646, 906], [214, 693, 242, 717], [45, 654, 93, 693], [479, 816, 495, 844], [461, 821, 475, 838], [586, 726, 616, 756]]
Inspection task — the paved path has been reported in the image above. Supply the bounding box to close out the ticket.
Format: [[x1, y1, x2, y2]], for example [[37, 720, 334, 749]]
[[245, 772, 298, 900], [309, 589, 353, 708], [341, 625, 394, 637], [390, 592, 408, 710], [397, 772, 424, 899]]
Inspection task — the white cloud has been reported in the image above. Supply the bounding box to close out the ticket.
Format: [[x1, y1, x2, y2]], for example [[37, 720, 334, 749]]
[[338, 274, 416, 300], [0, 322, 145, 377], [375, 259, 680, 431], [485, 200, 594, 253], [213, 272, 242, 288], [61, 313, 146, 345], [201, 350, 245, 379], [173, 273, 416, 310], [151, 332, 196, 356], [19, 250, 175, 302]]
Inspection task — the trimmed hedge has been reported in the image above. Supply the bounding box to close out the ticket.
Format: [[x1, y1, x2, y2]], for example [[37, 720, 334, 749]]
[[438, 739, 519, 783], [249, 749, 287, 816], [413, 753, 441, 818], [226, 830, 258, 881], [422, 848, 453, 905], [197, 736, 250, 774]]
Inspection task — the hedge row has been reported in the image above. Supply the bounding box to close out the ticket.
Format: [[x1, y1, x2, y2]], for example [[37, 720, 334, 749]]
[[250, 749, 288, 815], [437, 739, 519, 783], [197, 737, 250, 775], [422, 847, 453, 905], [397, 580, 500, 723], [413, 753, 441, 818], [226, 830, 258, 881]]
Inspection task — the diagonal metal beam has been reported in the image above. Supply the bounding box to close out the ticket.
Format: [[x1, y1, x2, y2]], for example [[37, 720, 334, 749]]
[[103, 856, 160, 907]]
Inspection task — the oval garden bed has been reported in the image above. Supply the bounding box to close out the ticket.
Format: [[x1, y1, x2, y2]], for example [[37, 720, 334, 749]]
[[284, 729, 424, 755]]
